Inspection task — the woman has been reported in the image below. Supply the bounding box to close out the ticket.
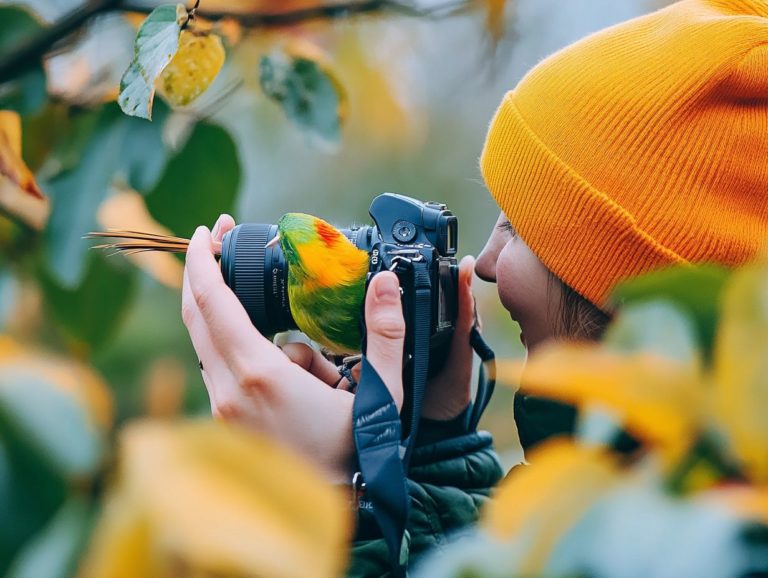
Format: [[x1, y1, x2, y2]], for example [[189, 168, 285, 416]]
[[182, 0, 768, 575]]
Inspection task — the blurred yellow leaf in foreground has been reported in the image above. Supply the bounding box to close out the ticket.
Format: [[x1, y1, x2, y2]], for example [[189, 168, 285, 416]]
[[80, 420, 352, 578], [713, 262, 768, 483], [499, 343, 703, 464], [0, 110, 49, 230], [0, 335, 113, 431], [483, 439, 620, 573]]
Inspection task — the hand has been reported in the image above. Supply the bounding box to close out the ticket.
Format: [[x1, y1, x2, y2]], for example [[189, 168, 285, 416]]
[[421, 255, 477, 421], [286, 254, 479, 423], [182, 215, 406, 483]]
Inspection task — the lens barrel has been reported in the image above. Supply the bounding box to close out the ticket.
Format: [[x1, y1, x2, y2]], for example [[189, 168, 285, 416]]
[[220, 224, 297, 336]]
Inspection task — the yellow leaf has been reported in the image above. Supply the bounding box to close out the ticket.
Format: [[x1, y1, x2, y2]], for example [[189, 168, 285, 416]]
[[97, 187, 184, 289], [0, 335, 113, 431], [0, 110, 49, 230], [81, 420, 352, 578], [483, 439, 620, 573], [713, 262, 768, 483], [157, 31, 226, 108], [500, 342, 704, 461]]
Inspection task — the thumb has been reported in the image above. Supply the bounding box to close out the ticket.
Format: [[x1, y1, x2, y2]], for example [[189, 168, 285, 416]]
[[364, 272, 405, 411]]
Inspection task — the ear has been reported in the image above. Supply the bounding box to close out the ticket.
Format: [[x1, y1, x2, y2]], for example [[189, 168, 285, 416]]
[[722, 44, 768, 101]]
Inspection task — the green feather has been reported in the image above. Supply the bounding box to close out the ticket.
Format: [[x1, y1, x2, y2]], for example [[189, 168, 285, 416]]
[[277, 213, 368, 354]]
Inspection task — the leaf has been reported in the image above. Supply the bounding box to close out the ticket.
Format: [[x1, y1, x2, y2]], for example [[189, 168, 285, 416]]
[[144, 122, 240, 236], [0, 339, 108, 570], [610, 265, 730, 359], [40, 251, 139, 353], [118, 4, 188, 120], [0, 110, 49, 230], [0, 6, 48, 115], [712, 262, 768, 483], [0, 361, 106, 479], [498, 341, 704, 461], [5, 498, 92, 578], [44, 103, 167, 287], [603, 299, 699, 364], [0, 335, 113, 432], [157, 30, 226, 107], [482, 439, 620, 573], [260, 44, 346, 143], [548, 482, 754, 578], [80, 420, 352, 578], [97, 186, 184, 289]]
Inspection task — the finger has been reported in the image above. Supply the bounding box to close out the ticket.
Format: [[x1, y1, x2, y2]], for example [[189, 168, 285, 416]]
[[185, 226, 284, 377], [421, 255, 475, 419], [183, 267, 251, 420], [281, 342, 341, 386], [182, 266, 220, 409], [456, 255, 477, 337], [364, 272, 405, 410], [212, 213, 236, 242]]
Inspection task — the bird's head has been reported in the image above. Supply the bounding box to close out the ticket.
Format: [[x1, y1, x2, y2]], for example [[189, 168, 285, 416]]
[[273, 213, 368, 288]]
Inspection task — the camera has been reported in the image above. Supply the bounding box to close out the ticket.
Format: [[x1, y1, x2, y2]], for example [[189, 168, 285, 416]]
[[219, 193, 459, 371]]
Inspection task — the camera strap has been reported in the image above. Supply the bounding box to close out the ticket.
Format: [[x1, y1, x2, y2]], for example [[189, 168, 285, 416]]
[[352, 260, 496, 578]]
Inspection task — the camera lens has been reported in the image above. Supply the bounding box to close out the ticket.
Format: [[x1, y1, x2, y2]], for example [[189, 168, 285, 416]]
[[220, 224, 297, 336]]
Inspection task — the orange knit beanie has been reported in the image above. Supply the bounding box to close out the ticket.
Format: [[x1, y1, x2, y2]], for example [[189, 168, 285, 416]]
[[480, 0, 768, 309]]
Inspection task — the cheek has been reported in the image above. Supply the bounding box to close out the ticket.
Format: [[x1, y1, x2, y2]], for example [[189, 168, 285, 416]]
[[494, 241, 553, 328]]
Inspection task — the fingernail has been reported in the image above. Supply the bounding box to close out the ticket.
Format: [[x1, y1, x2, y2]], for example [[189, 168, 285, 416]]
[[212, 217, 222, 238], [375, 274, 400, 303]]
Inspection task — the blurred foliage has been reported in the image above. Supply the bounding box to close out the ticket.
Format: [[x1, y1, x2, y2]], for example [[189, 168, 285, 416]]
[[4, 0, 760, 577], [416, 262, 768, 578], [1, 0, 516, 575]]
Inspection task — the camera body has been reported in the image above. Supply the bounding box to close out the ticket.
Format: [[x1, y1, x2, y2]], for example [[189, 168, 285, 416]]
[[220, 193, 459, 368]]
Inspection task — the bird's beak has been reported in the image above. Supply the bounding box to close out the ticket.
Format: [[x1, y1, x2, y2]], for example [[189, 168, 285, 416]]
[[265, 234, 280, 249]]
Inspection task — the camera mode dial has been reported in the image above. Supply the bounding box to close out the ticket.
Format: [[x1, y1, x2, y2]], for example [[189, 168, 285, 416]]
[[392, 220, 417, 243]]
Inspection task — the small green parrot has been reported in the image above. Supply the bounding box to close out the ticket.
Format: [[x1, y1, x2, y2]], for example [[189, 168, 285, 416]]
[[271, 213, 370, 355]]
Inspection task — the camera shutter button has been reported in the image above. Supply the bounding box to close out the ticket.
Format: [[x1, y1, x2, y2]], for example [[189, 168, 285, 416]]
[[392, 220, 417, 243]]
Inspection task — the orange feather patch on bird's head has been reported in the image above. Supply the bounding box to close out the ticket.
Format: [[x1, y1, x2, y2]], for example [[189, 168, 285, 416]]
[[314, 219, 343, 247]]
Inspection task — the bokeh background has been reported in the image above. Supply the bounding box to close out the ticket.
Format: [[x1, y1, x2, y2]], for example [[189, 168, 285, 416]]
[[1, 0, 669, 464], [20, 2, 768, 578]]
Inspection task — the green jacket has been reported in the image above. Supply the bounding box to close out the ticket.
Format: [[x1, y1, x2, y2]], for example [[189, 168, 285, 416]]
[[345, 410, 504, 578], [345, 393, 588, 578]]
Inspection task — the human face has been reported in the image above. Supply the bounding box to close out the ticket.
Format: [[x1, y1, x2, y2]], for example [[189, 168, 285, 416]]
[[475, 212, 564, 354]]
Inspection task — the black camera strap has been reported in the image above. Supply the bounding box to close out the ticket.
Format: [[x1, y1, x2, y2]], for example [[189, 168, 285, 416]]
[[352, 260, 496, 577]]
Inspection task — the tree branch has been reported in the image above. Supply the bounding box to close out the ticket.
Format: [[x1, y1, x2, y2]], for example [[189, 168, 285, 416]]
[[0, 0, 475, 85]]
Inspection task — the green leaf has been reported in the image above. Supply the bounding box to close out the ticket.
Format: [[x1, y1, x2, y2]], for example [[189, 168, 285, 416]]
[[145, 122, 240, 236], [548, 484, 754, 578], [44, 103, 167, 287], [603, 300, 699, 363], [118, 4, 187, 120], [0, 6, 48, 115], [259, 51, 344, 143], [0, 428, 67, 576], [610, 265, 730, 360], [41, 251, 138, 352], [6, 497, 93, 578]]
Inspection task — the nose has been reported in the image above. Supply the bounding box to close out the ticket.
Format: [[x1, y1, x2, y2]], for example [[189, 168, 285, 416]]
[[474, 244, 496, 283]]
